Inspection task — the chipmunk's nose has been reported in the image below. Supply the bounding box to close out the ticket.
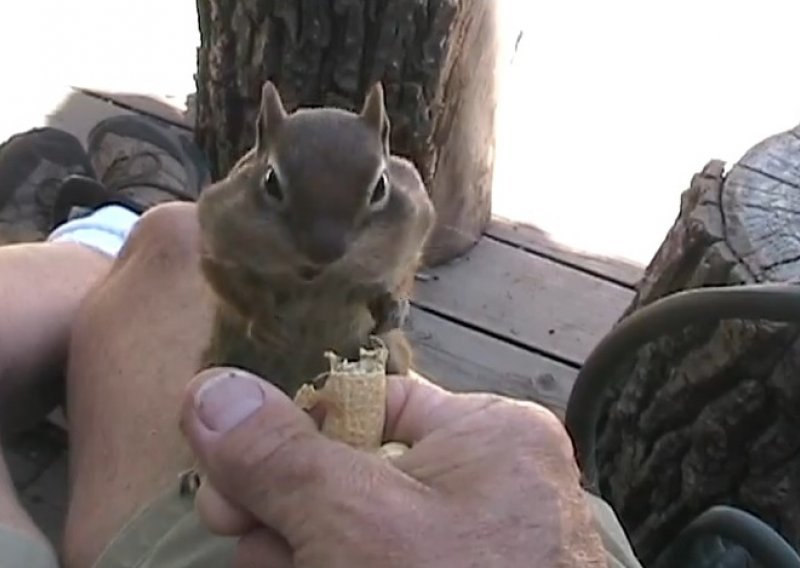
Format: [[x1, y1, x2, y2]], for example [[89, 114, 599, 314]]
[[303, 221, 347, 265], [306, 239, 346, 264], [298, 265, 322, 281]]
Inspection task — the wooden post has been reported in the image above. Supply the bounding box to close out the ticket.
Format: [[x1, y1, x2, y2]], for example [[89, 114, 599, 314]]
[[194, 0, 500, 266], [593, 126, 800, 563]]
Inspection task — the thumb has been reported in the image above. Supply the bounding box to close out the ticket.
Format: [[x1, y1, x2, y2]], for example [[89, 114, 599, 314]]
[[179, 367, 395, 545]]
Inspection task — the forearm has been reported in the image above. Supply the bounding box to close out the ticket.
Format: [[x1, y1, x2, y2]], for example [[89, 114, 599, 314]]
[[0, 242, 109, 432]]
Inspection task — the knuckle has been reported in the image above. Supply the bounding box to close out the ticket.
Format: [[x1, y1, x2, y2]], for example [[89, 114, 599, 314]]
[[117, 202, 199, 264], [483, 396, 574, 458]]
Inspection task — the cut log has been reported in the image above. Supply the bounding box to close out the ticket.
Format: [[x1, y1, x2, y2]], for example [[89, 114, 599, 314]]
[[593, 125, 800, 563], [194, 0, 500, 266]]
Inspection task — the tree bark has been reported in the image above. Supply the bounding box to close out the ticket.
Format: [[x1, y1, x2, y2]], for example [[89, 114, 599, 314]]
[[594, 126, 800, 564], [193, 0, 499, 266]]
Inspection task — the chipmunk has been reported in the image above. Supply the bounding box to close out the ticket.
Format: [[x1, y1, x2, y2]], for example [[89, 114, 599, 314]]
[[194, 80, 436, 398]]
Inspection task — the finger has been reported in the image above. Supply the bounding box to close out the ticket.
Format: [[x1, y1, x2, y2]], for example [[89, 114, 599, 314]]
[[383, 371, 560, 445], [233, 526, 294, 568], [195, 477, 258, 536], [180, 367, 406, 544], [383, 371, 500, 443]]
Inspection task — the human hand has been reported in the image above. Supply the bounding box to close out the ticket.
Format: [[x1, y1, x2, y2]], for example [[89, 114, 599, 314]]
[[179, 368, 608, 567]]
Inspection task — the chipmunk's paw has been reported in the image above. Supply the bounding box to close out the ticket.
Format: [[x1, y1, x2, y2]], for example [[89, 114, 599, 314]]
[[370, 294, 410, 334]]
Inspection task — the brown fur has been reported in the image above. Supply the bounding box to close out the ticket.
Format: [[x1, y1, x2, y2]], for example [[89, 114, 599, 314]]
[[195, 81, 435, 396]]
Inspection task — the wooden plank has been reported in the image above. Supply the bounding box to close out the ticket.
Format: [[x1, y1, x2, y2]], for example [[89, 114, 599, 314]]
[[6, 422, 68, 543], [20, 452, 68, 544], [76, 87, 193, 131], [407, 308, 577, 418], [487, 216, 644, 288], [415, 237, 634, 366], [0, 86, 188, 150], [47, 88, 137, 145]]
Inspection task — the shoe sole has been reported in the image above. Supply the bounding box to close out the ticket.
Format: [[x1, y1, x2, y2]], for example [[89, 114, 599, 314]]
[[87, 114, 211, 197]]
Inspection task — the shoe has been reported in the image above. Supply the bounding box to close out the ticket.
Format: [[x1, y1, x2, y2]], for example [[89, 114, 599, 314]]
[[0, 127, 94, 243], [52, 114, 211, 227]]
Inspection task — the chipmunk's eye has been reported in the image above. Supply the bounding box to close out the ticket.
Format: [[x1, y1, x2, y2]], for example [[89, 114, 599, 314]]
[[262, 166, 284, 204], [369, 172, 389, 210]]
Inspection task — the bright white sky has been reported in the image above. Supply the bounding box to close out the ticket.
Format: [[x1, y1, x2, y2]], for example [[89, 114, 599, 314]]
[[495, 1, 800, 265], [2, 0, 799, 266]]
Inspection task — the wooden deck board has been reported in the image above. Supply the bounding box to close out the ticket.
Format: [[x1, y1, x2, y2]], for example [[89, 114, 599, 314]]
[[6, 423, 68, 545], [75, 87, 193, 131], [408, 309, 577, 418], [488, 216, 644, 289], [414, 238, 634, 366], [19, 453, 68, 545]]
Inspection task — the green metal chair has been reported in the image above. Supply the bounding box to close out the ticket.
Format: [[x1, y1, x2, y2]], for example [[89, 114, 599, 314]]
[[565, 283, 800, 567]]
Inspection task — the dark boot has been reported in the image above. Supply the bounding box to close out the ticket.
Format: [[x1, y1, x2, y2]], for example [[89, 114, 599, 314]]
[[0, 128, 94, 243]]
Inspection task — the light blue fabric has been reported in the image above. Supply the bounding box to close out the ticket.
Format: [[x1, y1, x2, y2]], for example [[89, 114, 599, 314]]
[[0, 527, 59, 568], [47, 204, 139, 258]]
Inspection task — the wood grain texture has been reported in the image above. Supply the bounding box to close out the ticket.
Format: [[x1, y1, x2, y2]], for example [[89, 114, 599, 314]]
[[413, 237, 634, 365], [407, 308, 577, 418], [194, 0, 499, 266], [594, 129, 800, 563], [487, 216, 644, 289], [75, 88, 193, 131]]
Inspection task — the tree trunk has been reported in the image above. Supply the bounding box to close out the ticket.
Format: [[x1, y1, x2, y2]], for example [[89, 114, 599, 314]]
[[193, 0, 499, 266], [594, 126, 800, 564]]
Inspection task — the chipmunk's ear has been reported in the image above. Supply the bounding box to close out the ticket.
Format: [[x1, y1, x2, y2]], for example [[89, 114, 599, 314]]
[[360, 82, 390, 153], [256, 81, 286, 151]]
